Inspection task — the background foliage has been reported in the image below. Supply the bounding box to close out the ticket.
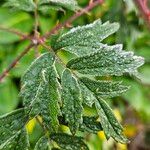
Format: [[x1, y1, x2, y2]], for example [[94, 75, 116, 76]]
[[0, 0, 150, 149]]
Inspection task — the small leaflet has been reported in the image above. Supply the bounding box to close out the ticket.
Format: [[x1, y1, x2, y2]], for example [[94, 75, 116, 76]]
[[67, 45, 144, 76], [61, 69, 83, 134], [21, 53, 60, 132], [51, 133, 89, 150], [53, 19, 119, 51], [0, 109, 29, 149]]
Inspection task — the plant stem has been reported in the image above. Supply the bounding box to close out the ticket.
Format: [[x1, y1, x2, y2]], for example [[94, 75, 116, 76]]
[[34, 0, 40, 57], [42, 0, 104, 39], [34, 0, 39, 36], [0, 26, 32, 40], [0, 44, 34, 82]]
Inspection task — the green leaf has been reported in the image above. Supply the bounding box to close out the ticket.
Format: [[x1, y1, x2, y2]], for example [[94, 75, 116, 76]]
[[35, 134, 89, 150], [21, 53, 60, 132], [3, 0, 35, 12], [38, 0, 79, 12], [38, 5, 63, 14], [1, 128, 29, 150], [61, 43, 104, 57], [79, 81, 97, 107], [61, 69, 83, 134], [67, 44, 144, 76], [95, 99, 129, 143], [52, 19, 119, 51], [79, 116, 102, 134], [79, 78, 128, 143], [0, 109, 28, 148], [80, 77, 129, 99], [34, 136, 51, 150], [51, 133, 89, 150]]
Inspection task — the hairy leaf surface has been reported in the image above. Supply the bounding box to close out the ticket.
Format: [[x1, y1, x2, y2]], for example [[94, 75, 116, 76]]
[[79, 116, 102, 134], [67, 45, 144, 76], [38, 0, 79, 11], [79, 77, 129, 107], [21, 53, 60, 132], [52, 19, 119, 51], [79, 81, 97, 107], [62, 43, 105, 56], [95, 99, 128, 143], [1, 128, 29, 150], [3, 0, 35, 12], [34, 136, 50, 150], [51, 133, 89, 150], [61, 69, 83, 134], [79, 79, 128, 143], [80, 77, 129, 99], [0, 109, 28, 149]]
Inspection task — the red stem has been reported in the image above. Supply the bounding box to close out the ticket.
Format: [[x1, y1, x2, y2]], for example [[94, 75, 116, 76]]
[[0, 26, 31, 40], [0, 44, 34, 82], [33, 0, 40, 57], [134, 0, 150, 28], [42, 0, 104, 39]]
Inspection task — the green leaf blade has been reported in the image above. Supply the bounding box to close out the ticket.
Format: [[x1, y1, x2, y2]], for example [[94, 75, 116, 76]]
[[79, 78, 129, 143], [80, 77, 129, 99], [67, 45, 144, 76], [38, 0, 79, 11], [0, 109, 28, 149], [34, 136, 50, 150], [95, 99, 129, 144], [39, 66, 60, 132], [1, 128, 29, 150], [21, 53, 60, 132], [79, 81, 96, 107], [51, 133, 89, 150], [61, 69, 83, 134], [21, 53, 55, 109], [3, 0, 35, 12], [79, 116, 102, 134], [53, 19, 119, 51]]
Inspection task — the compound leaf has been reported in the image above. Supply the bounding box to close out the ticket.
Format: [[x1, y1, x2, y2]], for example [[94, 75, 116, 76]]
[[0, 109, 28, 149], [79, 116, 102, 134], [95, 98, 129, 143], [21, 53, 60, 132], [3, 0, 35, 12], [52, 19, 119, 51], [51, 133, 89, 150], [38, 0, 79, 11], [67, 44, 144, 76], [61, 69, 83, 134]]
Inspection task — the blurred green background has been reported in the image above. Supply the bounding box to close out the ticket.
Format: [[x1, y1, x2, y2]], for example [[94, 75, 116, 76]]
[[0, 0, 150, 149]]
